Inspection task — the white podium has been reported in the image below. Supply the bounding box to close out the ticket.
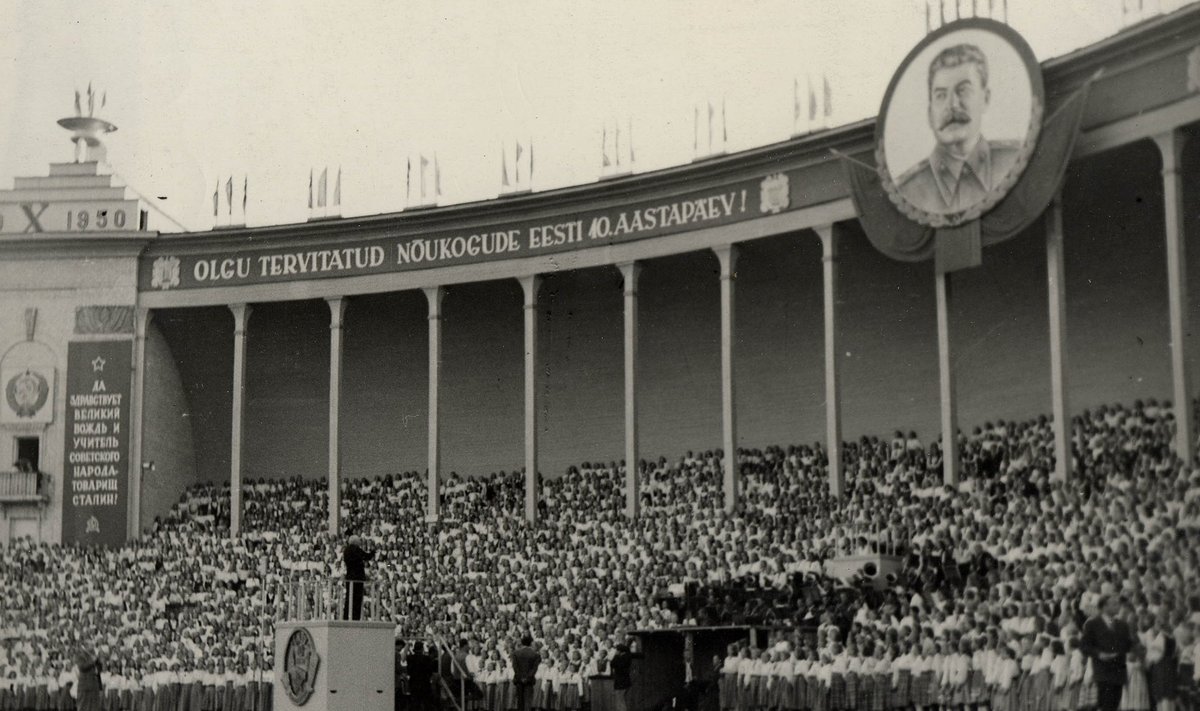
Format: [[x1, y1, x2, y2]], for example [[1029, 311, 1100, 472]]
[[273, 620, 395, 711]]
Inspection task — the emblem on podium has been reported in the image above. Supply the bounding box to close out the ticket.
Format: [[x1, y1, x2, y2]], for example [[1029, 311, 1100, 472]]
[[282, 627, 320, 705]]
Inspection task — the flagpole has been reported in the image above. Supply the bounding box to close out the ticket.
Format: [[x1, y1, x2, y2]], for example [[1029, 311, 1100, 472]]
[[793, 78, 800, 135], [601, 125, 608, 173], [434, 152, 442, 201], [501, 142, 510, 192], [721, 97, 727, 150], [334, 167, 341, 212], [700, 99, 710, 152], [615, 120, 621, 168], [626, 120, 633, 167]]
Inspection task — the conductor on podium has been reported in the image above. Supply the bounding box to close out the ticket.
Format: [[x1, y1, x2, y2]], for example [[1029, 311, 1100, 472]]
[[343, 534, 375, 620]]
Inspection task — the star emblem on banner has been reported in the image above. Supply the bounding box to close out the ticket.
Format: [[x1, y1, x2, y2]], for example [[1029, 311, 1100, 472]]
[[91, 357, 106, 372]]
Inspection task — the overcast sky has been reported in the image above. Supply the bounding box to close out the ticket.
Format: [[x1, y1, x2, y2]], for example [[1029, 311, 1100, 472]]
[[0, 0, 1179, 233]]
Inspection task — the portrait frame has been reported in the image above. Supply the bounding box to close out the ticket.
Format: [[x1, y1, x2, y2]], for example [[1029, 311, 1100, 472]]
[[875, 18, 1044, 228]]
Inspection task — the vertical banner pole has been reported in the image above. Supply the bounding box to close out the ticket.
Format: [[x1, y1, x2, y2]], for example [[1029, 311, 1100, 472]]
[[714, 245, 740, 514], [520, 275, 542, 523], [425, 286, 444, 523], [128, 308, 152, 540], [619, 262, 642, 519], [816, 225, 844, 497], [935, 270, 960, 485], [326, 297, 347, 536], [1045, 196, 1072, 481], [1155, 129, 1194, 463], [229, 304, 252, 536]]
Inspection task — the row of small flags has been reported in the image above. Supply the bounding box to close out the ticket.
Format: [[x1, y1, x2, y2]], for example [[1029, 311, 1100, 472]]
[[406, 154, 442, 206], [501, 139, 534, 193], [214, 66, 849, 221], [694, 99, 729, 158], [926, 0, 1009, 32], [308, 167, 342, 211], [73, 82, 105, 118], [1122, 0, 1177, 26], [212, 176, 248, 223], [601, 119, 635, 175], [793, 75, 833, 137]]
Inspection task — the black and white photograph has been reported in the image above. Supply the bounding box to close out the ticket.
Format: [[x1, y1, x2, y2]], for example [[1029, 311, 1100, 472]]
[[1, 2, 1199, 711], [876, 20, 1043, 226]]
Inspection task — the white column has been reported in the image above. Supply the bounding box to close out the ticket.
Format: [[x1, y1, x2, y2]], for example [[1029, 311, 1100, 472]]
[[520, 275, 541, 523], [128, 307, 152, 540], [1045, 197, 1072, 481], [935, 271, 959, 485], [815, 225, 844, 497], [619, 262, 642, 519], [229, 303, 252, 536], [327, 297, 346, 536], [1155, 129, 1193, 463], [424, 286, 444, 523], [714, 245, 739, 513]]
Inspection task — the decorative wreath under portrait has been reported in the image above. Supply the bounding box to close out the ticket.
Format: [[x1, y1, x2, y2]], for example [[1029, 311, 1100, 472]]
[[875, 18, 1045, 228], [6, 369, 49, 419], [282, 627, 320, 705]]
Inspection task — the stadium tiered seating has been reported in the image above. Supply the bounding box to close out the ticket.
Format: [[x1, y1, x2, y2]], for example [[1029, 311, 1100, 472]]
[[2, 400, 1198, 710]]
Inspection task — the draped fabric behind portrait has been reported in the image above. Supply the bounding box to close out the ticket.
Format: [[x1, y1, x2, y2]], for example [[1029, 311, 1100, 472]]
[[842, 81, 1093, 265]]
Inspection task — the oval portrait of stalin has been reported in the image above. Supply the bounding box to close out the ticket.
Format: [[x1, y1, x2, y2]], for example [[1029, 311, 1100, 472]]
[[876, 19, 1044, 228]]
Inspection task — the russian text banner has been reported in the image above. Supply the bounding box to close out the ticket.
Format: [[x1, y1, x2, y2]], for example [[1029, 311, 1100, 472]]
[[61, 339, 131, 546]]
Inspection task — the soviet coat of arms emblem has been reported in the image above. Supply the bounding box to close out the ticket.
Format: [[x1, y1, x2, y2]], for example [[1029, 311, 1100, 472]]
[[759, 173, 790, 215], [151, 256, 180, 291], [282, 627, 320, 705], [6, 369, 49, 418]]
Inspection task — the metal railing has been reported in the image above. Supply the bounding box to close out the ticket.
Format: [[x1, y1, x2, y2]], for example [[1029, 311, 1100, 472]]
[[430, 634, 468, 711], [0, 470, 42, 498], [276, 577, 390, 622]]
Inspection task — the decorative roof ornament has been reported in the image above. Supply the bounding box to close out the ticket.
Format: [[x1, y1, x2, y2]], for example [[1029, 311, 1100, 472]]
[[57, 84, 117, 163]]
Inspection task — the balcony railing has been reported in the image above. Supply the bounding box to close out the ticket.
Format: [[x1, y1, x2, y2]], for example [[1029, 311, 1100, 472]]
[[276, 577, 390, 622], [0, 470, 47, 503]]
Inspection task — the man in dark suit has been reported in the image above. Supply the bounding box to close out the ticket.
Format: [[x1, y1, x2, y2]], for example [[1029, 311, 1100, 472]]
[[342, 535, 375, 620], [611, 640, 644, 711], [512, 635, 541, 711], [406, 642, 436, 711], [73, 649, 103, 711], [1080, 594, 1138, 711], [450, 639, 480, 705], [393, 640, 408, 711]]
